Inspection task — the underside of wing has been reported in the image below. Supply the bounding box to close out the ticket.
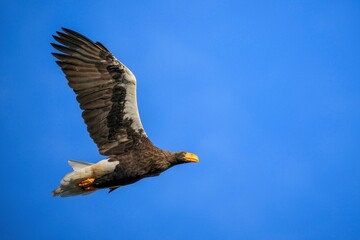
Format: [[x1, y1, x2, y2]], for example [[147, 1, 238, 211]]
[[52, 28, 149, 156]]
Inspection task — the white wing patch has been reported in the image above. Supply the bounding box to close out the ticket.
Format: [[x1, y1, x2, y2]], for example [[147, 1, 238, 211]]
[[121, 64, 147, 136]]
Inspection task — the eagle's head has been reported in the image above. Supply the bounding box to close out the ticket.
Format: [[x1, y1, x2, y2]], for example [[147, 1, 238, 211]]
[[173, 152, 199, 165]]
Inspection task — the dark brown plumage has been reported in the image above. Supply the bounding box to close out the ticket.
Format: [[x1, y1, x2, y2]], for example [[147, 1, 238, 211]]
[[51, 28, 198, 197]]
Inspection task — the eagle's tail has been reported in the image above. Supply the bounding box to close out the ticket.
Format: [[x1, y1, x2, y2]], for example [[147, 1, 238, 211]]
[[52, 159, 119, 197], [52, 160, 96, 197]]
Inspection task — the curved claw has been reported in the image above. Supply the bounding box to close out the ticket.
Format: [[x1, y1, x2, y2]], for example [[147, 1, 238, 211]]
[[79, 178, 95, 191]]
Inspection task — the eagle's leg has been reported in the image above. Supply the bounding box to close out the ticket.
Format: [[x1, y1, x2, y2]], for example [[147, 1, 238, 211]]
[[79, 178, 96, 191]]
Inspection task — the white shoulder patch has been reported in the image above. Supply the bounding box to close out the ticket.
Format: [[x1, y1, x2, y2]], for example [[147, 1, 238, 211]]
[[120, 64, 147, 136], [68, 160, 93, 171]]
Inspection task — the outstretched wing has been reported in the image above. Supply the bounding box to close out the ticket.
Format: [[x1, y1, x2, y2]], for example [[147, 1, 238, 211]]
[[51, 28, 148, 156]]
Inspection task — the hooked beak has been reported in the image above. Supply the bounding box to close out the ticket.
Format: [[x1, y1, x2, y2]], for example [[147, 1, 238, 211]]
[[184, 152, 199, 163]]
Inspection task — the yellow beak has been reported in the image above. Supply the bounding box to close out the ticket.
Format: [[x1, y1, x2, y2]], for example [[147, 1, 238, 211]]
[[184, 152, 199, 163]]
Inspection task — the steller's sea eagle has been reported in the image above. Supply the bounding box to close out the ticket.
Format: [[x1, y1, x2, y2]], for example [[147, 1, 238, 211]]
[[51, 28, 199, 197]]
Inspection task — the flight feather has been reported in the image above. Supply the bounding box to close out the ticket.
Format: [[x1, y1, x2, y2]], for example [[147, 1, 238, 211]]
[[52, 28, 146, 156]]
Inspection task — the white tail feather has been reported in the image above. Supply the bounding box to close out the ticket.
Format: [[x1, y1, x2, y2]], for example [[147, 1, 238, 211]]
[[52, 159, 118, 197], [68, 160, 93, 171]]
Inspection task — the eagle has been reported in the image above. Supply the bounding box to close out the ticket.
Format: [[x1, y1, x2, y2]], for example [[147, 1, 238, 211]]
[[51, 28, 199, 197]]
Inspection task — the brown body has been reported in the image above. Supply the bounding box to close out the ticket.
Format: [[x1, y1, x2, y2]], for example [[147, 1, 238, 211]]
[[95, 146, 173, 189]]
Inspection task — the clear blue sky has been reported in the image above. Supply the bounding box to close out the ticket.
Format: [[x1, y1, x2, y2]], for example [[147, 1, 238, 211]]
[[0, 1, 359, 239]]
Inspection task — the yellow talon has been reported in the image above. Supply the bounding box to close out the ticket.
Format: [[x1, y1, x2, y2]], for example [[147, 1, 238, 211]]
[[79, 178, 95, 189]]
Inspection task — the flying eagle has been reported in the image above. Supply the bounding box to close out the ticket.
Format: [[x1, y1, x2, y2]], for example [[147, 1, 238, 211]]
[[51, 28, 199, 197]]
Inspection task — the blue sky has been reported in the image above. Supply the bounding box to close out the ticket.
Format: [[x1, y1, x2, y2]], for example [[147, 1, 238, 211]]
[[0, 0, 359, 239]]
